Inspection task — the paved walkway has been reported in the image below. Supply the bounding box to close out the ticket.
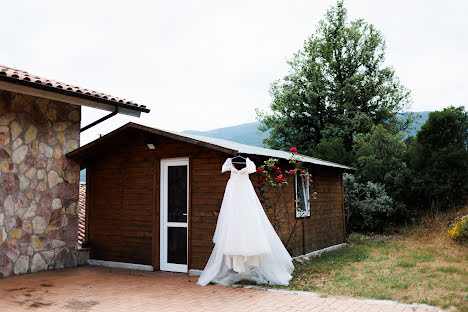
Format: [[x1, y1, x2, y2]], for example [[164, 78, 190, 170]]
[[0, 266, 441, 312]]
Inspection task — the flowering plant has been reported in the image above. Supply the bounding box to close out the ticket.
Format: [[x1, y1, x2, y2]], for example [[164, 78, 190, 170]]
[[255, 147, 317, 250], [448, 215, 468, 242]]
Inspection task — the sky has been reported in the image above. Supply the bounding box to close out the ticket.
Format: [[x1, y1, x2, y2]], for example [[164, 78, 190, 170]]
[[1, 0, 467, 145]]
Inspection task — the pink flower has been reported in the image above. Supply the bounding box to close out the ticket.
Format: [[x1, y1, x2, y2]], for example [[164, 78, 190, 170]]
[[290, 147, 297, 153], [256, 167, 262, 173], [289, 170, 295, 174]]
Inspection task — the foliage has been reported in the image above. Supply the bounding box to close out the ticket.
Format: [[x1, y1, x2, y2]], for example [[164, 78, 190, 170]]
[[405, 106, 468, 213], [255, 148, 316, 250], [347, 106, 468, 228], [257, 0, 410, 164], [354, 125, 407, 188], [343, 173, 394, 232], [313, 137, 351, 165], [353, 124, 410, 219], [448, 215, 468, 243]]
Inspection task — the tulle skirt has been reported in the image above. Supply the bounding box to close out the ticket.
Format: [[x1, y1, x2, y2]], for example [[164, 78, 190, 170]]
[[197, 175, 294, 286]]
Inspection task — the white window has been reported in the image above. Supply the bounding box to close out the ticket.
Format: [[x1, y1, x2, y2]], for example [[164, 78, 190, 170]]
[[295, 170, 310, 218]]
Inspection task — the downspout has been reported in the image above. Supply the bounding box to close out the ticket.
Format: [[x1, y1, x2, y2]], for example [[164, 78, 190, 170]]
[[80, 107, 118, 132]]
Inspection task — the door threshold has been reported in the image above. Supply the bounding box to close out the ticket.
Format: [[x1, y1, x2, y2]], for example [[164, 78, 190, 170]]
[[88, 259, 153, 271], [188, 269, 202, 276]]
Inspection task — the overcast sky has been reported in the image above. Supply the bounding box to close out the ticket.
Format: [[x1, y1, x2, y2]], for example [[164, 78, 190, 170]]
[[1, 1, 467, 145]]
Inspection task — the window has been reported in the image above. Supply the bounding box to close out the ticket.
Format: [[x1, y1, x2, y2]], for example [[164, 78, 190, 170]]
[[295, 170, 310, 218]]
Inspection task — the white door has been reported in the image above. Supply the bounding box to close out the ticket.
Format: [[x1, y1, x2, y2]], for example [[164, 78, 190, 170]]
[[160, 158, 189, 273]]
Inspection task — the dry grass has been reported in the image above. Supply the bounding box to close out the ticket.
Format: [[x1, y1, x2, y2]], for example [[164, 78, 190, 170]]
[[284, 206, 468, 311]]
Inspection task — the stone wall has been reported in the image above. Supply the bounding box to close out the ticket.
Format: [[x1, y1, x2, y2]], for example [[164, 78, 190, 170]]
[[0, 90, 80, 277]]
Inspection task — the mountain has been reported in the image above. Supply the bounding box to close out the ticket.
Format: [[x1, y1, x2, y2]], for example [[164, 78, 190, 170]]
[[183, 122, 269, 147], [79, 111, 431, 182], [183, 111, 431, 147], [399, 111, 430, 138], [80, 169, 86, 182]]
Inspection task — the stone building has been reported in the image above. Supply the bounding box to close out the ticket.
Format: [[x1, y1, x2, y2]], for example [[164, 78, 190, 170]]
[[0, 65, 149, 277]]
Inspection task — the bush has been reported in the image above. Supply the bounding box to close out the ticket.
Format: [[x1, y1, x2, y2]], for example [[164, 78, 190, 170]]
[[448, 215, 468, 243], [344, 173, 395, 232]]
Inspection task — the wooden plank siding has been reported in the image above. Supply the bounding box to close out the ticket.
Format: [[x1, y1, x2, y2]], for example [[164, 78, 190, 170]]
[[82, 127, 345, 271], [302, 167, 345, 254], [87, 130, 155, 265], [150, 133, 230, 270], [245, 161, 346, 258]]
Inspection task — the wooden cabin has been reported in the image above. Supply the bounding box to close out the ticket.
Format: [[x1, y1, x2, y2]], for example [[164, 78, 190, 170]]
[[67, 122, 354, 274]]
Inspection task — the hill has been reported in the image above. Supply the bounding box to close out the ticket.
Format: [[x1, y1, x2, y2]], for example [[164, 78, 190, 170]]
[[183, 122, 270, 147], [79, 111, 431, 182], [183, 111, 431, 147], [400, 111, 430, 137]]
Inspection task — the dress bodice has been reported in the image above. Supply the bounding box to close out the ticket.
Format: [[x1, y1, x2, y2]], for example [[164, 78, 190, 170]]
[[230, 166, 250, 179], [222, 158, 256, 179]]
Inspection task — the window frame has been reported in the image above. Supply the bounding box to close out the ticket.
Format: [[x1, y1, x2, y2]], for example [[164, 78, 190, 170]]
[[294, 169, 311, 218]]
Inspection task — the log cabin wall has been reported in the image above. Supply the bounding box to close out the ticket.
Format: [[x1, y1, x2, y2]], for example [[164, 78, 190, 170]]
[[86, 130, 155, 265], [247, 159, 345, 258], [149, 134, 230, 271], [82, 126, 345, 271], [84, 128, 232, 270], [301, 166, 345, 254]]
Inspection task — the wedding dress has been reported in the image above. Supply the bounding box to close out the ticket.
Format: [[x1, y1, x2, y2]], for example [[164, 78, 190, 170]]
[[197, 157, 294, 286]]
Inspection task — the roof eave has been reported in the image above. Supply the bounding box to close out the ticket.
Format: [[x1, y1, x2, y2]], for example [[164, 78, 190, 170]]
[[0, 76, 150, 117], [67, 122, 357, 172], [66, 123, 238, 161]]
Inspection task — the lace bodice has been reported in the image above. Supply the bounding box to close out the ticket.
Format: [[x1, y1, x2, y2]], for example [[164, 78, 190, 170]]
[[221, 158, 256, 179]]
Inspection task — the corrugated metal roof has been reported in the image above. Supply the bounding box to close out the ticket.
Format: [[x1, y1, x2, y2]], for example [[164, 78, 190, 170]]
[[169, 129, 355, 171], [67, 122, 355, 171]]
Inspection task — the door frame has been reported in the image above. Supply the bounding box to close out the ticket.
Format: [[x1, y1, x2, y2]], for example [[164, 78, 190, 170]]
[[159, 158, 189, 273]]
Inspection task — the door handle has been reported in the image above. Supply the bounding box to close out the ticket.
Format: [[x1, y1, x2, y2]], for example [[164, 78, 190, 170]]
[[182, 213, 188, 216]]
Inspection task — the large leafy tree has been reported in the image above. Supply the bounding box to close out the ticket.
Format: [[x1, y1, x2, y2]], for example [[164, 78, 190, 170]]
[[352, 124, 410, 220], [353, 124, 409, 198], [405, 106, 468, 213], [258, 1, 410, 163]]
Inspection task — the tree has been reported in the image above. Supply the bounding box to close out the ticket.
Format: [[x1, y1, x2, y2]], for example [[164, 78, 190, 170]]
[[258, 1, 410, 164], [353, 124, 409, 201], [405, 106, 468, 213]]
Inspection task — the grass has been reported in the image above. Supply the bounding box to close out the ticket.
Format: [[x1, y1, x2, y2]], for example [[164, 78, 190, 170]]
[[246, 206, 468, 311]]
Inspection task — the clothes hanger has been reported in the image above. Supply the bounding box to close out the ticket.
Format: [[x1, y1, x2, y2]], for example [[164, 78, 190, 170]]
[[231, 154, 247, 164]]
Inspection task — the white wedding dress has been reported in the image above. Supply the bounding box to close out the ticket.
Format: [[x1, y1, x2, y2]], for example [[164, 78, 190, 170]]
[[197, 157, 294, 286]]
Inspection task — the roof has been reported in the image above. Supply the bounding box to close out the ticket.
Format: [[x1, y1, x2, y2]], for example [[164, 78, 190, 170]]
[[67, 122, 355, 171], [78, 182, 86, 247], [0, 65, 150, 116]]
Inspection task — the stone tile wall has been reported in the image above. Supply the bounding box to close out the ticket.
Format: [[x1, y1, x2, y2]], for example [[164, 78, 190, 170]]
[[0, 90, 80, 277]]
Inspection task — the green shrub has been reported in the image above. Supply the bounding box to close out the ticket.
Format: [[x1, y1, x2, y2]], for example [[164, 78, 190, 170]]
[[344, 173, 395, 232]]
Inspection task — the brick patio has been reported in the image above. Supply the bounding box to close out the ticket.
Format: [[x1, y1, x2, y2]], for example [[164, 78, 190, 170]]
[[0, 266, 440, 312]]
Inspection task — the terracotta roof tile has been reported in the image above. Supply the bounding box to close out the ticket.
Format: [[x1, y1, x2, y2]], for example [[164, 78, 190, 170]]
[[78, 182, 86, 247], [0, 65, 149, 113]]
